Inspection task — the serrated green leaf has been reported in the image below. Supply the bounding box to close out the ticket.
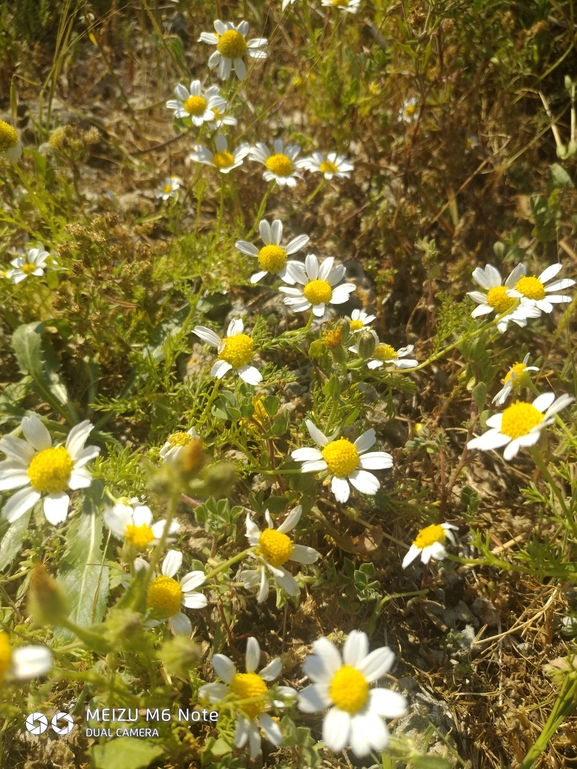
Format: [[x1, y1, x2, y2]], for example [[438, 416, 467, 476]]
[[0, 509, 30, 572], [12, 322, 78, 424], [89, 738, 164, 769], [54, 482, 108, 643]]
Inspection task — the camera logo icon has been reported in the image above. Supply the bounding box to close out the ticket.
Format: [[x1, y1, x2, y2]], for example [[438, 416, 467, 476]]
[[51, 713, 74, 735], [25, 711, 75, 736], [25, 713, 48, 735]]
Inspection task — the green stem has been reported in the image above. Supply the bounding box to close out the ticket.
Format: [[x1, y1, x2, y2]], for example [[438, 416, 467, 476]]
[[203, 549, 252, 582], [530, 446, 575, 534], [519, 674, 577, 769], [245, 182, 274, 239], [196, 378, 221, 431]]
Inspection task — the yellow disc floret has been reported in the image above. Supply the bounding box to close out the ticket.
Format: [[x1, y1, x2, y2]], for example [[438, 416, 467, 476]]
[[217, 30, 248, 59], [322, 326, 344, 349], [218, 334, 254, 368], [27, 446, 73, 494], [515, 276, 546, 301], [230, 672, 268, 719], [320, 160, 339, 175], [486, 285, 516, 313], [322, 438, 359, 477], [0, 120, 19, 152], [258, 528, 294, 567], [265, 154, 293, 177], [125, 524, 155, 549], [349, 319, 364, 331], [212, 151, 235, 170], [168, 431, 193, 447], [500, 401, 544, 439], [303, 279, 332, 306], [329, 665, 369, 714], [0, 632, 12, 682], [374, 344, 398, 362], [184, 95, 207, 116], [147, 576, 183, 617], [21, 263, 38, 275], [258, 245, 287, 273], [503, 362, 529, 386], [414, 524, 446, 549]]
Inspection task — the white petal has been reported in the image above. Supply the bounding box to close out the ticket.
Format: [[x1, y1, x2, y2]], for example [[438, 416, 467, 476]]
[[305, 254, 319, 280], [291, 447, 323, 462], [65, 420, 93, 459], [180, 571, 205, 591], [532, 392, 556, 412], [299, 459, 328, 473], [307, 637, 342, 680], [199, 682, 229, 702], [260, 657, 282, 681], [182, 592, 207, 609], [348, 469, 380, 495], [305, 420, 328, 446], [235, 240, 259, 256], [0, 462, 31, 490], [357, 646, 395, 681], [290, 544, 319, 564], [212, 654, 236, 684], [10, 646, 52, 680], [354, 429, 376, 453], [297, 683, 332, 712], [0, 435, 36, 463], [233, 58, 246, 80], [43, 492, 70, 525], [286, 234, 309, 254], [162, 549, 183, 578], [503, 439, 522, 461], [245, 636, 260, 673], [351, 711, 389, 754], [68, 468, 93, 490], [3, 486, 40, 522], [248, 723, 261, 759], [323, 707, 351, 752], [132, 505, 153, 527], [273, 567, 299, 596], [358, 451, 393, 470], [194, 326, 221, 347], [171, 612, 192, 636], [538, 263, 563, 283], [233, 715, 249, 749], [331, 476, 351, 502], [238, 365, 262, 385], [467, 430, 510, 451], [211, 360, 232, 379], [22, 415, 52, 451], [402, 544, 421, 569], [258, 713, 281, 746], [343, 630, 369, 667]]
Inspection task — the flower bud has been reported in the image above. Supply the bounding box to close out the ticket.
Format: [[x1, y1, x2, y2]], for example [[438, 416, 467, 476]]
[[27, 564, 69, 625], [158, 635, 201, 678], [357, 329, 376, 359]]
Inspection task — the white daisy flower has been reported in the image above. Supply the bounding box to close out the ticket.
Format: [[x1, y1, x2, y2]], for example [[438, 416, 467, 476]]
[[467, 264, 541, 333], [0, 414, 100, 526], [399, 96, 419, 123], [505, 263, 575, 314], [104, 498, 180, 550], [402, 523, 458, 569], [156, 176, 181, 201], [0, 267, 14, 281], [347, 309, 376, 332], [194, 319, 262, 385], [199, 20, 267, 81], [299, 151, 354, 180], [249, 139, 305, 188], [141, 550, 206, 636], [199, 637, 296, 759], [297, 630, 407, 757], [492, 353, 540, 407], [160, 427, 199, 464], [166, 80, 226, 126], [0, 632, 52, 684], [9, 248, 49, 284], [465, 134, 479, 152], [282, 0, 297, 9], [0, 119, 22, 162], [189, 133, 250, 174], [467, 392, 574, 461], [279, 254, 357, 318], [207, 104, 237, 131], [235, 218, 309, 284], [292, 420, 393, 503], [321, 0, 361, 13], [240, 507, 320, 603], [350, 332, 417, 369]]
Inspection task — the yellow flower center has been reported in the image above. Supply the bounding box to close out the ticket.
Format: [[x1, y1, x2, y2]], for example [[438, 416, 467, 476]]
[[230, 672, 268, 719], [0, 120, 19, 152], [21, 263, 37, 275], [322, 326, 343, 349], [515, 276, 546, 301], [322, 438, 359, 477], [125, 524, 155, 549], [147, 576, 183, 617], [258, 528, 294, 567], [184, 95, 207, 116], [486, 285, 516, 313], [0, 632, 12, 682], [349, 319, 364, 331], [163, 183, 173, 194], [258, 244, 287, 273], [329, 665, 369, 714], [218, 333, 254, 368], [168, 431, 193, 447], [212, 107, 222, 120], [27, 446, 74, 494], [212, 150, 235, 169], [320, 160, 339, 174], [414, 524, 446, 549], [217, 29, 248, 59], [500, 401, 544, 439], [265, 153, 294, 177], [503, 362, 529, 386], [374, 343, 397, 362], [404, 105, 416, 117], [303, 279, 332, 306]]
